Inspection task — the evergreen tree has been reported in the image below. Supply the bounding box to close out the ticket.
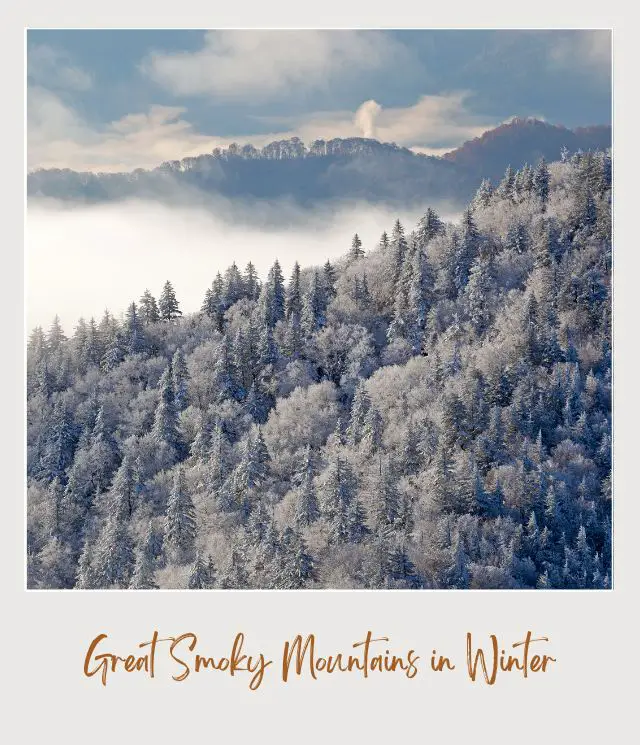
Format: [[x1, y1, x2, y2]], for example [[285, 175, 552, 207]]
[[349, 233, 365, 261], [139, 290, 160, 324], [93, 512, 134, 588], [151, 366, 181, 451], [124, 302, 145, 354], [40, 398, 76, 482], [110, 452, 141, 519], [256, 260, 285, 328], [472, 178, 493, 209], [285, 262, 302, 320], [277, 528, 316, 588], [171, 349, 189, 411], [244, 261, 260, 300], [497, 165, 516, 201], [323, 260, 337, 300], [301, 270, 326, 337], [346, 382, 371, 446], [129, 525, 159, 589], [294, 468, 320, 528], [188, 550, 214, 589], [533, 157, 551, 207], [158, 280, 182, 321], [47, 315, 67, 352], [416, 207, 444, 247], [164, 468, 197, 564]]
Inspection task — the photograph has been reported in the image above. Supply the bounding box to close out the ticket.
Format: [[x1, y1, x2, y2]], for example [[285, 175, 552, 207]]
[[25, 29, 612, 590]]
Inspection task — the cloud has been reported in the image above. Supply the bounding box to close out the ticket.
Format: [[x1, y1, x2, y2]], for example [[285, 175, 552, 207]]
[[142, 30, 407, 99], [27, 44, 93, 91], [27, 88, 231, 172], [354, 100, 382, 139], [548, 30, 611, 77], [28, 198, 444, 333], [278, 92, 495, 149], [27, 85, 496, 173]]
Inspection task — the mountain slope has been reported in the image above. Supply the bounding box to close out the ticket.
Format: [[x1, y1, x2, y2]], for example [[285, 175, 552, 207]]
[[443, 117, 611, 182]]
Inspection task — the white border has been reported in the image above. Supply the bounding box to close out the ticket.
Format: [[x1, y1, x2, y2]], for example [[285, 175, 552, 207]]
[[4, 4, 639, 742]]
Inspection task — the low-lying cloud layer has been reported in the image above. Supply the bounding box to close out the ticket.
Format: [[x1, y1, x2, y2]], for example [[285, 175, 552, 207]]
[[27, 199, 451, 334]]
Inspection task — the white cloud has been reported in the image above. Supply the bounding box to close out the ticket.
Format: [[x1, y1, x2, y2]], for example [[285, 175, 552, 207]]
[[278, 92, 495, 149], [28, 44, 93, 91], [142, 30, 406, 99], [27, 199, 445, 333], [27, 88, 231, 172], [27, 86, 495, 173], [353, 100, 382, 139]]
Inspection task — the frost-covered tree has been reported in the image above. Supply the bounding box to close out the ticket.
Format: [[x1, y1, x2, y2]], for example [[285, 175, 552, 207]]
[[163, 469, 197, 564], [159, 280, 182, 321]]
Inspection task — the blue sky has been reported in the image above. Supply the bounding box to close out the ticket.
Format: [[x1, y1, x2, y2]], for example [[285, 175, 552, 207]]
[[27, 29, 611, 172]]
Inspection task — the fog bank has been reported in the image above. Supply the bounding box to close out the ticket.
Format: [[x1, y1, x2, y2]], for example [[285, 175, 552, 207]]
[[27, 198, 457, 333]]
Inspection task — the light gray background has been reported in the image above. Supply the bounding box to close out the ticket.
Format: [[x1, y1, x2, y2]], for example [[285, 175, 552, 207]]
[[3, 2, 637, 742]]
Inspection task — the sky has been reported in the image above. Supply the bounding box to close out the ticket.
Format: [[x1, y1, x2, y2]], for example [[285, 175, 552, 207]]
[[26, 29, 612, 173]]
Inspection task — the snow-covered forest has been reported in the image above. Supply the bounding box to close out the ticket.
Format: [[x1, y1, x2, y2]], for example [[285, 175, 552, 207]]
[[26, 148, 612, 590]]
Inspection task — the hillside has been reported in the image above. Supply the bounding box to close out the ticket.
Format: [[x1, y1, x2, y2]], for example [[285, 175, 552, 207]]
[[27, 120, 611, 209], [443, 118, 612, 182], [26, 148, 612, 590]]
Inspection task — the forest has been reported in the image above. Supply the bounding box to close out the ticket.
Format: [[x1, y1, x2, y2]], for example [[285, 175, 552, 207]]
[[26, 147, 612, 589]]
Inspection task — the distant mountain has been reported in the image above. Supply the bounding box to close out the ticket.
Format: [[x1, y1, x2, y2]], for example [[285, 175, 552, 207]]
[[27, 121, 611, 208], [27, 137, 467, 208], [443, 117, 611, 183]]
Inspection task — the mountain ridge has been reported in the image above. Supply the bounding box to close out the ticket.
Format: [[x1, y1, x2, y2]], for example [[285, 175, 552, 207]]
[[28, 118, 611, 208]]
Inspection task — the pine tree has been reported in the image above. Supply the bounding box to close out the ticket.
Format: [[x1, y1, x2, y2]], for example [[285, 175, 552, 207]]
[[151, 366, 181, 451], [294, 468, 320, 528], [349, 233, 365, 261], [323, 260, 337, 300], [110, 452, 141, 518], [472, 179, 493, 209], [222, 262, 245, 307], [276, 528, 316, 588], [387, 544, 421, 588], [93, 512, 134, 588], [285, 262, 302, 320], [124, 302, 145, 354], [244, 261, 260, 300], [164, 468, 197, 565], [346, 382, 371, 446], [497, 165, 516, 201], [158, 280, 182, 321], [371, 467, 400, 531], [75, 537, 97, 589], [301, 270, 326, 336], [171, 349, 189, 411], [129, 525, 158, 589], [47, 315, 67, 352], [206, 422, 229, 493], [362, 405, 383, 452], [533, 157, 550, 207], [218, 547, 249, 589], [43, 477, 64, 538], [139, 290, 160, 324], [390, 219, 408, 284], [416, 208, 444, 247], [465, 257, 493, 334], [188, 550, 214, 589], [256, 260, 285, 328], [40, 398, 76, 482]]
